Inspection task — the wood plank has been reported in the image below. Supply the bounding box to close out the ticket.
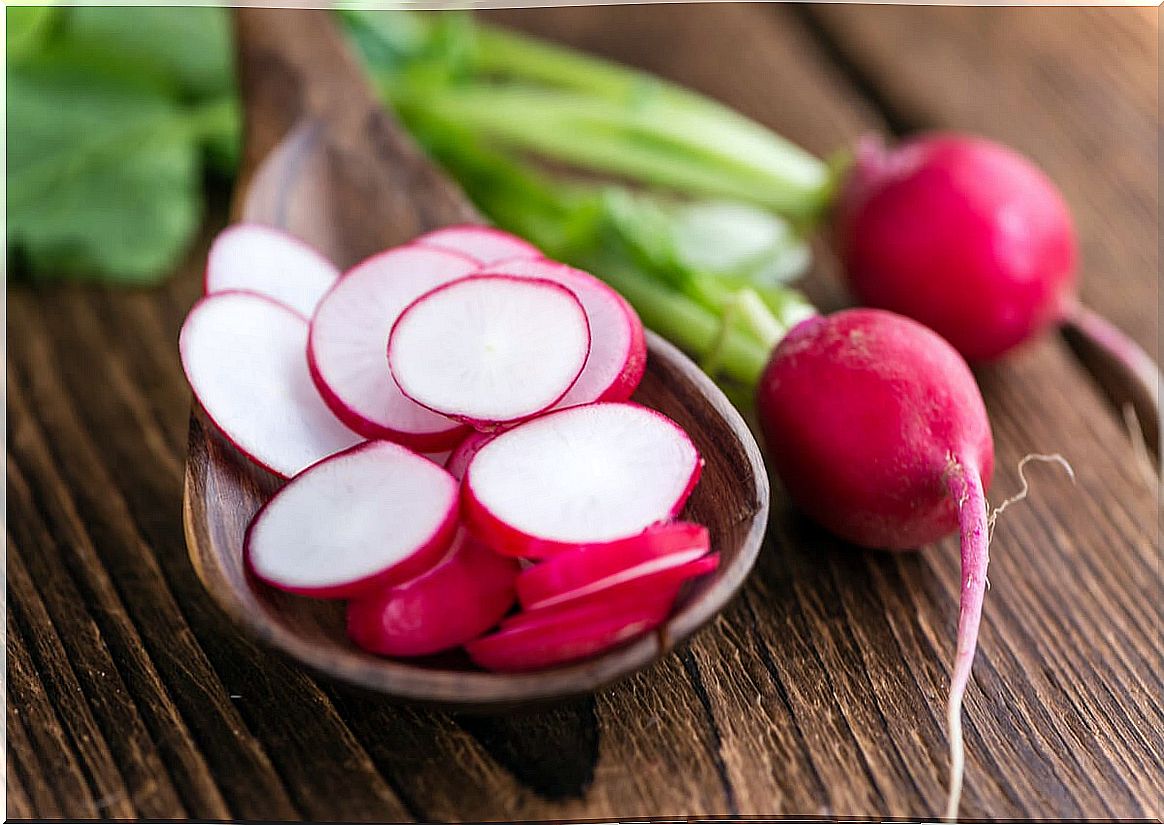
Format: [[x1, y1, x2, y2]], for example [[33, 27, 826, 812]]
[[481, 5, 1162, 819]]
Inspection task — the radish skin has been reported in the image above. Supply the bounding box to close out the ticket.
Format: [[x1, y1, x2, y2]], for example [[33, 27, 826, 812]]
[[445, 431, 494, 481], [346, 530, 519, 657], [756, 308, 994, 819], [516, 522, 710, 610]]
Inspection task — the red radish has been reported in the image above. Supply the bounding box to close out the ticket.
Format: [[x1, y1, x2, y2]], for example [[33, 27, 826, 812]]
[[179, 291, 361, 477], [444, 430, 494, 481], [346, 530, 519, 657], [205, 223, 339, 319], [388, 275, 591, 428], [466, 592, 674, 672], [462, 402, 702, 558], [245, 441, 459, 599], [307, 245, 477, 451], [481, 257, 647, 406], [756, 308, 994, 820], [516, 522, 710, 610], [509, 552, 720, 623], [837, 133, 1077, 361], [415, 224, 541, 264]]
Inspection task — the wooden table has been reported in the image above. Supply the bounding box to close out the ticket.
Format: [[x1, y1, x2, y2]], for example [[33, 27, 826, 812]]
[[6, 5, 1160, 820]]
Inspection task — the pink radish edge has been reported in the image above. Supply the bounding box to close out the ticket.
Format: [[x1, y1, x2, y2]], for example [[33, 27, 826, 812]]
[[415, 224, 542, 264], [346, 530, 519, 657]]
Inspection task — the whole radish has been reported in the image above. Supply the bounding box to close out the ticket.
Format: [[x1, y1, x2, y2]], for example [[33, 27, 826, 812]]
[[757, 308, 994, 820]]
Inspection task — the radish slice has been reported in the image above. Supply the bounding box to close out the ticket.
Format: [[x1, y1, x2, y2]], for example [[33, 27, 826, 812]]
[[307, 245, 478, 451], [504, 553, 720, 629], [463, 402, 703, 558], [466, 594, 673, 672], [245, 441, 459, 599], [482, 258, 646, 406], [416, 225, 541, 264], [388, 275, 591, 428], [205, 224, 339, 319], [516, 522, 710, 610], [179, 291, 361, 477], [445, 431, 494, 481], [346, 530, 519, 657]]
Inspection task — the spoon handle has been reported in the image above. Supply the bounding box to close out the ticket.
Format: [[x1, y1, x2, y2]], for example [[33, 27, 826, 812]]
[[230, 7, 479, 265]]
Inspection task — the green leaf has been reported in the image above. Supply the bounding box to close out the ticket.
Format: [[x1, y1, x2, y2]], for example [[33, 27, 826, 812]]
[[64, 6, 233, 98], [6, 58, 202, 283], [6, 6, 61, 63]]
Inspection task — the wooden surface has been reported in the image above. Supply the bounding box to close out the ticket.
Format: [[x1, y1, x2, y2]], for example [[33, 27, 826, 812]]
[[6, 4, 1161, 820]]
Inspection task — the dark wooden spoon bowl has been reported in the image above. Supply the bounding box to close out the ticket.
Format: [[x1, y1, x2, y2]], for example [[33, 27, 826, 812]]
[[182, 8, 769, 709]]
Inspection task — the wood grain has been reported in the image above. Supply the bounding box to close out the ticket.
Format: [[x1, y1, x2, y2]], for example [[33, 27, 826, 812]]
[[6, 4, 1160, 820]]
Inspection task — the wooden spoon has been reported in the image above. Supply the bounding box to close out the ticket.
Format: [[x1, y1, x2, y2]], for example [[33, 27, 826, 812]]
[[183, 7, 769, 708]]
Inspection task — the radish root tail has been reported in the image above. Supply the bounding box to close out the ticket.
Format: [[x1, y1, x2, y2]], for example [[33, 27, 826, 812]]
[[987, 453, 1075, 542], [943, 460, 990, 822], [943, 452, 1075, 821]]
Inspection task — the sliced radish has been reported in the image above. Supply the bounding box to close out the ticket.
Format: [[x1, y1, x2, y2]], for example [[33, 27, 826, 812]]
[[516, 522, 710, 610], [179, 291, 361, 477], [482, 258, 646, 406], [415, 225, 541, 264], [205, 223, 339, 319], [245, 441, 459, 599], [504, 553, 720, 629], [462, 402, 703, 558], [307, 245, 478, 451], [388, 275, 591, 428], [444, 431, 495, 481], [466, 594, 673, 672], [346, 530, 519, 657]]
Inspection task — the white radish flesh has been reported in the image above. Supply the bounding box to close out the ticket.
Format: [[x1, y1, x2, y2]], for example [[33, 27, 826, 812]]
[[516, 522, 710, 610], [462, 402, 702, 558], [388, 275, 591, 428], [179, 291, 361, 477], [345, 530, 519, 657], [482, 258, 646, 406], [307, 245, 478, 450], [416, 224, 541, 264], [245, 441, 459, 599], [205, 223, 339, 318]]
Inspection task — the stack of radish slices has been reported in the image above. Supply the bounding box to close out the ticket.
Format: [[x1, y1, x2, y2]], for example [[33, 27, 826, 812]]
[[181, 223, 718, 672]]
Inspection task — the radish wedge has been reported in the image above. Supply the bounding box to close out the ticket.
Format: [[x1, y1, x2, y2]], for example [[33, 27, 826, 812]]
[[388, 275, 591, 428], [445, 430, 494, 481], [245, 441, 459, 599], [205, 224, 339, 318], [516, 522, 710, 610], [346, 530, 519, 657], [308, 245, 478, 451], [466, 594, 673, 672], [482, 258, 646, 405], [504, 553, 719, 629], [179, 291, 361, 477], [416, 225, 541, 264], [463, 403, 703, 558]]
